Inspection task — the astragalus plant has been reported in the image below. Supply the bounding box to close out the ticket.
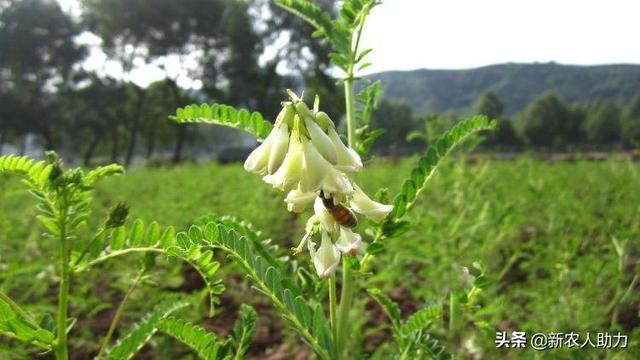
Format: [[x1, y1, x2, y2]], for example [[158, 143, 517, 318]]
[[1, 1, 495, 359], [170, 1, 496, 358]]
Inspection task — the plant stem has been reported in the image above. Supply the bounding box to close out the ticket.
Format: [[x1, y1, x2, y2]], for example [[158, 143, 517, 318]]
[[328, 276, 338, 359], [55, 204, 69, 360], [98, 270, 144, 357], [336, 262, 354, 359], [344, 78, 356, 148]]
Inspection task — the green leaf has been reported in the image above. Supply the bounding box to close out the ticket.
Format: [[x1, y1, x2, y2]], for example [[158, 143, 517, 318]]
[[191, 219, 331, 360], [171, 103, 272, 140], [400, 304, 443, 336], [230, 304, 258, 359], [158, 317, 227, 360], [83, 164, 124, 186], [367, 288, 401, 328], [103, 296, 188, 360], [391, 115, 496, 220], [0, 292, 54, 349]]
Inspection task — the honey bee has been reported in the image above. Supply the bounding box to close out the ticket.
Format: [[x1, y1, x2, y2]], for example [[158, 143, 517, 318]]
[[320, 192, 357, 228]]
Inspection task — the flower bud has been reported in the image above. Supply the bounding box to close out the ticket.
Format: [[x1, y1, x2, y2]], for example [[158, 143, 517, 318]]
[[315, 111, 335, 131], [244, 131, 275, 174], [300, 137, 331, 193], [312, 231, 341, 277], [304, 116, 337, 164], [336, 227, 362, 256], [349, 185, 393, 223], [284, 188, 317, 213], [263, 135, 303, 190], [275, 103, 295, 126], [314, 197, 338, 233], [327, 127, 362, 174], [106, 202, 130, 228], [268, 123, 290, 174]]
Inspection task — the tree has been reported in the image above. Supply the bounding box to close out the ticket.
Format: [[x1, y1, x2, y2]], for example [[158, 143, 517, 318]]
[[583, 100, 621, 145], [622, 94, 640, 147], [0, 0, 87, 150], [473, 91, 503, 120], [517, 93, 569, 148], [81, 0, 295, 162], [371, 100, 421, 155]]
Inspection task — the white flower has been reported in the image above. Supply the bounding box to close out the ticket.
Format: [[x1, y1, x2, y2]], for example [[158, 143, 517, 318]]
[[304, 116, 337, 165], [299, 137, 331, 193], [267, 123, 290, 174], [244, 133, 274, 174], [263, 135, 303, 190], [327, 127, 362, 174], [335, 227, 362, 256], [312, 231, 340, 277], [313, 197, 338, 233], [322, 165, 353, 197], [349, 185, 393, 223], [284, 188, 317, 213]]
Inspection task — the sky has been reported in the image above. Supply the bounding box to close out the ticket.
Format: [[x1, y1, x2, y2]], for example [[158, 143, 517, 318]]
[[57, 0, 640, 88]]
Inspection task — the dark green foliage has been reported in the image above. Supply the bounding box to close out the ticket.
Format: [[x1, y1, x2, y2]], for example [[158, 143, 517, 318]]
[[517, 93, 571, 147], [102, 296, 189, 360], [622, 94, 640, 146], [584, 100, 622, 145], [473, 91, 503, 120], [370, 99, 421, 155], [172, 103, 273, 140], [158, 317, 227, 360], [181, 217, 333, 360], [371, 63, 640, 115]]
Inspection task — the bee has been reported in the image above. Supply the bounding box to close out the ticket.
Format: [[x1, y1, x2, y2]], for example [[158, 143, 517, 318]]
[[320, 191, 357, 228]]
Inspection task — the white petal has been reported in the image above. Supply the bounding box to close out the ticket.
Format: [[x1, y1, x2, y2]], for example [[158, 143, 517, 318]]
[[263, 135, 303, 190], [300, 138, 331, 193], [304, 117, 337, 164], [244, 135, 274, 174], [335, 227, 362, 256], [328, 127, 362, 174], [313, 231, 340, 277], [267, 123, 290, 174], [284, 188, 318, 213], [313, 197, 338, 233], [322, 166, 354, 197], [349, 185, 393, 223]]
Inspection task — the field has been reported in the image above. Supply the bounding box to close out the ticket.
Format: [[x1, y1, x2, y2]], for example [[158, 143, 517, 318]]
[[1, 155, 639, 359]]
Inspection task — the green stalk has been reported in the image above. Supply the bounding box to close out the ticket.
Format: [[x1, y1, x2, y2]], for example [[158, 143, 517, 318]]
[[98, 270, 144, 357], [55, 199, 69, 360], [336, 262, 354, 358], [328, 276, 338, 359]]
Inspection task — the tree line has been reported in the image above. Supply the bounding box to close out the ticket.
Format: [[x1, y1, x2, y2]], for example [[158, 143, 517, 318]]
[[370, 91, 640, 155], [0, 0, 341, 165], [2, 0, 638, 163]]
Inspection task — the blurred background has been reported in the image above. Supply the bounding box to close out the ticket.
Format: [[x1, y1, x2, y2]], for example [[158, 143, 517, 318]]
[[1, 0, 639, 164], [1, 1, 640, 359]]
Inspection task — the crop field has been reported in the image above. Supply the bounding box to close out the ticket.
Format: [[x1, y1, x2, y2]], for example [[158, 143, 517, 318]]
[[1, 156, 638, 359]]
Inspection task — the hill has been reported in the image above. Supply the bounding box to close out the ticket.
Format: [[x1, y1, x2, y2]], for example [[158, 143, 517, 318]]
[[368, 63, 640, 115]]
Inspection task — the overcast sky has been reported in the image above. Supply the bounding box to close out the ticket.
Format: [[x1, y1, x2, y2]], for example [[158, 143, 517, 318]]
[[58, 0, 640, 88]]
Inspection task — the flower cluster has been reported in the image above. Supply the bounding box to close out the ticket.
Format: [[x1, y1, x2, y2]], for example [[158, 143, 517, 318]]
[[244, 92, 393, 277]]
